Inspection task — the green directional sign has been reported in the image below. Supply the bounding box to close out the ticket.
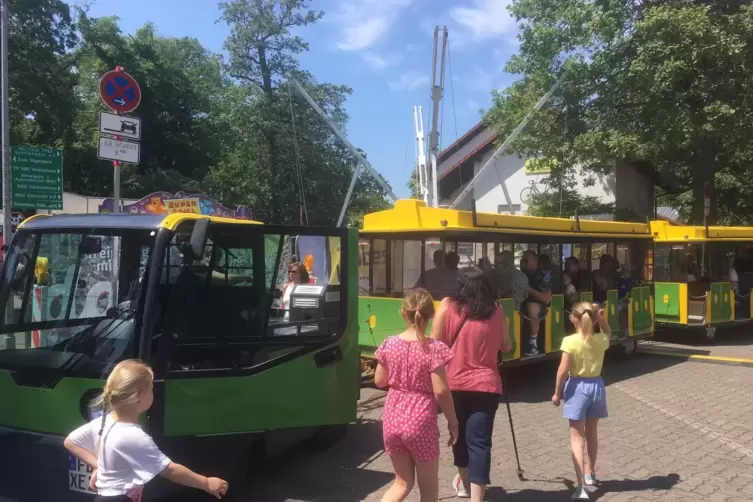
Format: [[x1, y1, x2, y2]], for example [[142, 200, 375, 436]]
[[11, 145, 64, 210]]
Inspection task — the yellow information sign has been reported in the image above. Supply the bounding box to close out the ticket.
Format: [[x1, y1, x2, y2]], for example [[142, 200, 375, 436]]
[[524, 157, 557, 175], [166, 198, 201, 214]]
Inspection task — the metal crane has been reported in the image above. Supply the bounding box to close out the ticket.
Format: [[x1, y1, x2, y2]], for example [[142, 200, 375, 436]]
[[426, 26, 448, 207], [413, 105, 428, 204]]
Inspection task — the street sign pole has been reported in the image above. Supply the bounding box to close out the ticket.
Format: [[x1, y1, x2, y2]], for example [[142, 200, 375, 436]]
[[1, 0, 12, 245], [112, 66, 124, 213], [98, 66, 142, 213]]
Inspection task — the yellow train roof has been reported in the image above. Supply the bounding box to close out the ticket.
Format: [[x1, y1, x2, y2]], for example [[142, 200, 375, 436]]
[[159, 213, 262, 231], [18, 212, 262, 232], [362, 200, 652, 239], [650, 220, 753, 242]]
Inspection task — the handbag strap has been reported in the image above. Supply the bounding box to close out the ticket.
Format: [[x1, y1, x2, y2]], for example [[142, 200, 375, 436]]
[[448, 315, 469, 349]]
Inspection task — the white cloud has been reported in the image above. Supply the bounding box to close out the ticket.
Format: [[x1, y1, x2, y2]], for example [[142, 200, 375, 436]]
[[450, 0, 517, 43], [388, 71, 430, 92], [362, 51, 403, 70], [333, 0, 415, 52]]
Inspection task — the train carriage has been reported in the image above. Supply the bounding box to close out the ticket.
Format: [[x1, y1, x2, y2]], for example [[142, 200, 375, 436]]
[[0, 213, 359, 501], [651, 220, 753, 339], [358, 200, 654, 366]]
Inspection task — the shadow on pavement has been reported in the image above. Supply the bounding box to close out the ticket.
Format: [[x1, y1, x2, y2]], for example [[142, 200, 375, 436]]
[[588, 473, 681, 499], [232, 418, 392, 502], [654, 322, 753, 347], [483, 473, 680, 501]]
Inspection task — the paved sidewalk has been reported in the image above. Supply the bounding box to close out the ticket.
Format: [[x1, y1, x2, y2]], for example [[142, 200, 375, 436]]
[[241, 354, 753, 501]]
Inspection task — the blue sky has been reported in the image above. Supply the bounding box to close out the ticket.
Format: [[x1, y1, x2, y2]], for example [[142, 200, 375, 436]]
[[79, 0, 521, 198]]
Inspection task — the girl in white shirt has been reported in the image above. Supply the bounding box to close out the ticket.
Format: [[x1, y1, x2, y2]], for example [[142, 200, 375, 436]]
[[64, 360, 228, 502]]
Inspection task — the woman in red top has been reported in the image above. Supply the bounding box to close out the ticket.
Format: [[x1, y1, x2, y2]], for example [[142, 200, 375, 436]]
[[431, 268, 511, 502]]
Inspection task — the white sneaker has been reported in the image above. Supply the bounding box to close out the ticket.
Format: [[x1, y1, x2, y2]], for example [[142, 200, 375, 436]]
[[584, 472, 596, 486], [571, 486, 590, 500], [452, 474, 469, 498]]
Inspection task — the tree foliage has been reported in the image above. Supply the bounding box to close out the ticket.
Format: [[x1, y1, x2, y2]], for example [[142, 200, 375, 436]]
[[488, 0, 753, 224], [2, 0, 388, 225]]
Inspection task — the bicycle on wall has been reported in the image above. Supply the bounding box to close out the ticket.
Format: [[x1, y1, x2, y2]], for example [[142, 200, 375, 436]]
[[520, 178, 550, 204]]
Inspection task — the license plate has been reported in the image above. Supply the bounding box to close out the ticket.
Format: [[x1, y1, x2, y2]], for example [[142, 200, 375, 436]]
[[68, 454, 96, 495]]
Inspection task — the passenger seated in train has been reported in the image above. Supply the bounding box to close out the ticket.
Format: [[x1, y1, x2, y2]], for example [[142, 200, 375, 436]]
[[520, 250, 551, 356], [592, 254, 617, 307], [617, 263, 633, 338], [446, 251, 460, 274], [414, 249, 457, 299], [563, 256, 582, 311], [524, 254, 551, 327], [488, 251, 526, 309], [477, 257, 493, 272], [686, 253, 698, 282]]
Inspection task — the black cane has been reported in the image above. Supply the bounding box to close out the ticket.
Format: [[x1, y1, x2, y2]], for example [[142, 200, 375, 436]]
[[500, 368, 524, 480]]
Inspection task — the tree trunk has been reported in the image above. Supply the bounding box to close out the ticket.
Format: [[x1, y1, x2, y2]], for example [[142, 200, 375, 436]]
[[690, 149, 716, 226], [257, 44, 282, 221]]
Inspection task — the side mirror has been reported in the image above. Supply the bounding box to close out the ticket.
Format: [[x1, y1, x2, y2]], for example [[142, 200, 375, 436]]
[[179, 218, 210, 265]]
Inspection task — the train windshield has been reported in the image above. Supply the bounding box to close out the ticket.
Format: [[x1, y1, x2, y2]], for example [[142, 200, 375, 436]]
[[0, 228, 156, 380]]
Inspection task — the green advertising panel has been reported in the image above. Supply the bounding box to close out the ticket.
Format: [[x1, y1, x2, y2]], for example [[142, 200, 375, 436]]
[[11, 146, 63, 210]]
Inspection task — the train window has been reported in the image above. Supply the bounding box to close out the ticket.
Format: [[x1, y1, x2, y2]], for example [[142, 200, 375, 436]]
[[653, 243, 697, 282], [539, 244, 561, 293], [390, 240, 403, 295], [707, 243, 736, 281], [373, 239, 387, 295], [571, 244, 589, 272], [591, 243, 608, 272], [166, 228, 346, 373], [358, 239, 370, 295], [209, 247, 253, 287], [652, 244, 671, 282], [425, 239, 443, 273], [403, 240, 422, 292], [456, 242, 475, 268]]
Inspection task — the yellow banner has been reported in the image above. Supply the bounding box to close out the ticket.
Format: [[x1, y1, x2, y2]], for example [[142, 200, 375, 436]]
[[524, 158, 556, 175], [166, 198, 201, 214]]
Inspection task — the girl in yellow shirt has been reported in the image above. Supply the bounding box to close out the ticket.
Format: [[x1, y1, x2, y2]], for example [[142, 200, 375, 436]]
[[552, 302, 611, 501]]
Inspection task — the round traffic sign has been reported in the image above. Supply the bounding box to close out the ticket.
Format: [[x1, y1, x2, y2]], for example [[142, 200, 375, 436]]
[[99, 69, 142, 113]]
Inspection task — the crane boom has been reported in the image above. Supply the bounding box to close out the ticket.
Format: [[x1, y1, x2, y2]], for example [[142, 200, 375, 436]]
[[414, 106, 428, 203], [426, 26, 448, 207]]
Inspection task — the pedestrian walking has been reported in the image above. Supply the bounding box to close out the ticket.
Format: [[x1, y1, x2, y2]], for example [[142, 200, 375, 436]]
[[374, 289, 459, 502], [431, 268, 512, 502], [64, 360, 228, 501], [552, 302, 612, 500]]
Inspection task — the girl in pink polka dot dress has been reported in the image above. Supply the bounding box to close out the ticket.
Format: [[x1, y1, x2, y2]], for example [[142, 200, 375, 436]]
[[375, 289, 459, 502]]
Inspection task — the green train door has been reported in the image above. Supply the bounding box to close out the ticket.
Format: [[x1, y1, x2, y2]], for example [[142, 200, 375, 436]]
[[147, 221, 359, 484]]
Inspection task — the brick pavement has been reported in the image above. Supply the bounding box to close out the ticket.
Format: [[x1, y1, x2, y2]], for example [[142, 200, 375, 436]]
[[240, 354, 753, 501]]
